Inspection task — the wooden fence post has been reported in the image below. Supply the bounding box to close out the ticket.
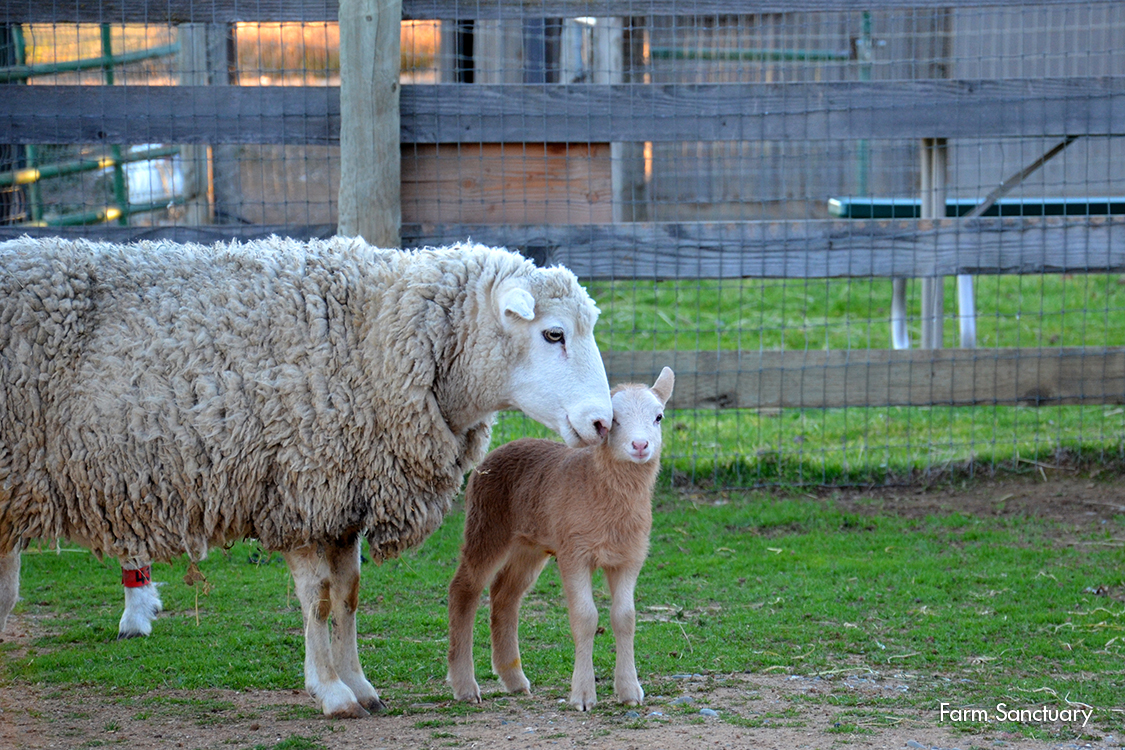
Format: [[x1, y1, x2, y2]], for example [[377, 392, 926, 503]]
[[338, 0, 401, 247]]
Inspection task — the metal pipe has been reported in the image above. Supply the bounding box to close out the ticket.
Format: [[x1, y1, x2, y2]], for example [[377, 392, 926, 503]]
[[100, 25, 130, 226], [0, 146, 181, 187], [41, 197, 186, 227], [0, 42, 180, 82]]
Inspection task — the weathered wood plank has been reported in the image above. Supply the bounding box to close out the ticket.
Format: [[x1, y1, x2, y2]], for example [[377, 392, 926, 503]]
[[0, 224, 337, 243], [1, 1, 340, 24], [402, 143, 613, 224], [0, 85, 339, 145], [402, 80, 1125, 142], [338, 0, 402, 245], [604, 348, 1125, 410], [5, 79, 1122, 145], [0, 0, 1079, 24], [402, 216, 1125, 279], [403, 1, 1083, 20]]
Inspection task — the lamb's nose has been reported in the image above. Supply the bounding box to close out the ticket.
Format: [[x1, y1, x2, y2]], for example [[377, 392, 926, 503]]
[[632, 440, 648, 452], [594, 419, 609, 438]]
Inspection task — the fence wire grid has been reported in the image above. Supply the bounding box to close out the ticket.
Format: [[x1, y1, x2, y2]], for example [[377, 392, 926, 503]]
[[3, 1, 1125, 487]]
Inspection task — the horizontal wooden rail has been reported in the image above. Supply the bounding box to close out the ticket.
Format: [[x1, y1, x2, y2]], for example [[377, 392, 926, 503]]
[[0, 224, 337, 244], [0, 0, 1087, 24], [6, 217, 1122, 280], [403, 80, 1125, 142], [404, 216, 1125, 279], [5, 78, 1123, 145], [0, 85, 339, 146], [605, 348, 1125, 410]]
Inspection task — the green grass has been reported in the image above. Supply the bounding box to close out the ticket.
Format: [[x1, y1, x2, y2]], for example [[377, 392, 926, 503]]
[[494, 275, 1125, 485], [5, 491, 1123, 740]]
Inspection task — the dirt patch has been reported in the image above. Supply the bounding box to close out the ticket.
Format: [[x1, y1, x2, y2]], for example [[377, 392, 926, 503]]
[[2, 476, 1122, 750], [827, 474, 1125, 533], [0, 674, 1036, 750]]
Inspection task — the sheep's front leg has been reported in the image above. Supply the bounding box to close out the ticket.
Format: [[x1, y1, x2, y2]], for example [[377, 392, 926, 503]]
[[489, 545, 550, 696], [556, 555, 599, 711], [118, 564, 163, 639], [326, 539, 385, 713], [284, 545, 367, 718], [604, 565, 644, 706], [0, 548, 19, 631]]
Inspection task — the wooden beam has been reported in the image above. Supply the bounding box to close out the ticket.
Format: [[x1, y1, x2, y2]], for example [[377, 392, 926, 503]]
[[401, 143, 613, 224], [337, 0, 402, 246], [0, 85, 339, 145], [404, 1, 1079, 20], [605, 348, 1125, 410], [1, 1, 340, 24], [403, 216, 1125, 279], [0, 0, 1078, 24], [5, 79, 1122, 145], [0, 224, 337, 243], [402, 80, 1125, 142]]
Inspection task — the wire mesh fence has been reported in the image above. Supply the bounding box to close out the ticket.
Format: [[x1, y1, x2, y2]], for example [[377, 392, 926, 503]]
[[2, 1, 1124, 487]]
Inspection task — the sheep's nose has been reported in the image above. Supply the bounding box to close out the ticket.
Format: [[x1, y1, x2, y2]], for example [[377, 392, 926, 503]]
[[632, 440, 648, 452], [594, 419, 609, 438]]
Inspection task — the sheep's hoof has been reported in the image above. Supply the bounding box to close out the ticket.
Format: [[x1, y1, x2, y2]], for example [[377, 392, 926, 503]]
[[359, 696, 388, 714], [328, 702, 370, 720], [116, 630, 146, 640]]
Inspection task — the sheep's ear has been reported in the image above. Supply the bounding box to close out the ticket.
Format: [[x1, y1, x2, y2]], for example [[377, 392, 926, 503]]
[[497, 282, 536, 325], [652, 366, 675, 405]]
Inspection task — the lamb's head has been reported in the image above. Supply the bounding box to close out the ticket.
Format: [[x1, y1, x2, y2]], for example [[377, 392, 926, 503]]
[[607, 367, 675, 464], [495, 265, 612, 448]]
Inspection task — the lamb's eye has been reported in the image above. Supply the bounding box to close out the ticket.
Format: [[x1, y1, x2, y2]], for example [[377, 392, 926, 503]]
[[542, 328, 565, 344], [655, 413, 664, 424]]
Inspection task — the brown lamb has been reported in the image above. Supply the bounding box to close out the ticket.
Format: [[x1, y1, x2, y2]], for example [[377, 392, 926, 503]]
[[447, 367, 674, 711]]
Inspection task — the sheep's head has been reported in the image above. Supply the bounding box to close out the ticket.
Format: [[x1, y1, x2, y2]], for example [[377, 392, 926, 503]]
[[495, 266, 612, 448], [608, 367, 675, 464]]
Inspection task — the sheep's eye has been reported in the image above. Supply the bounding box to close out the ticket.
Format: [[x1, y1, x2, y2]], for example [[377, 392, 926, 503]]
[[542, 328, 565, 344], [655, 413, 664, 424]]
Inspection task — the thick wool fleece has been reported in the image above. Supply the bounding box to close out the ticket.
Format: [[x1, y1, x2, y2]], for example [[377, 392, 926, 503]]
[[0, 236, 592, 564]]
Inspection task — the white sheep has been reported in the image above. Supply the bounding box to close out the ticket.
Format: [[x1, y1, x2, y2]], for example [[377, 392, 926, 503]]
[[0, 235, 613, 718], [447, 367, 674, 711]]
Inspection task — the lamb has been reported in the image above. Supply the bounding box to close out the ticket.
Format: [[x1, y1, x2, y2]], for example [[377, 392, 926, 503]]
[[0, 235, 613, 718], [447, 367, 674, 711]]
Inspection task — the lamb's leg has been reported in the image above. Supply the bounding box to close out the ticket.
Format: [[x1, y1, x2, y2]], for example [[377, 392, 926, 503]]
[[284, 545, 367, 719], [556, 554, 599, 711], [118, 564, 163, 639], [446, 555, 489, 703], [0, 548, 19, 631], [325, 538, 385, 713], [604, 565, 644, 706], [488, 544, 549, 696]]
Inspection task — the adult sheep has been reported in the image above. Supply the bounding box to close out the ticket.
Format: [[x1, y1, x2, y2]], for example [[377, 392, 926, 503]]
[[0, 235, 613, 718]]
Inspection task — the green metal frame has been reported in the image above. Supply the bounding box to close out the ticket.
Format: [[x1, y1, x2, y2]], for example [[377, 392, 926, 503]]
[[7, 24, 181, 227]]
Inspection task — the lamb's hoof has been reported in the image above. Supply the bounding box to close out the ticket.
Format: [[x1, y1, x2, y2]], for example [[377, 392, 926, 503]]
[[569, 694, 597, 712], [359, 695, 387, 714], [328, 702, 370, 719], [452, 685, 482, 704], [116, 630, 146, 640]]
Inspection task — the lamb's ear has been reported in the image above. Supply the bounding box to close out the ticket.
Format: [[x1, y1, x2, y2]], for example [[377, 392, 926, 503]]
[[652, 366, 675, 405], [497, 280, 536, 326]]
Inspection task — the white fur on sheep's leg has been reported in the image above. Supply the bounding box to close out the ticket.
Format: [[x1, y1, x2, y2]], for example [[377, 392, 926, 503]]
[[558, 556, 600, 711], [325, 539, 385, 714], [605, 565, 644, 706], [284, 545, 370, 719], [118, 565, 163, 639], [0, 548, 20, 631]]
